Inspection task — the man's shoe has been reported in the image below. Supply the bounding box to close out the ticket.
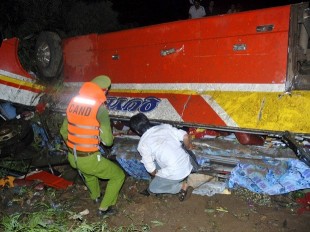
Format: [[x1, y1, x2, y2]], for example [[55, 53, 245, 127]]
[[139, 188, 151, 196], [98, 207, 117, 218], [93, 193, 102, 204], [178, 186, 194, 202]]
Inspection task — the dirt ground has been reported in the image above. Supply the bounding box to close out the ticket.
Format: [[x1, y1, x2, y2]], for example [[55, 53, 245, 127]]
[[1, 134, 310, 231], [109, 176, 310, 232], [1, 165, 309, 232]]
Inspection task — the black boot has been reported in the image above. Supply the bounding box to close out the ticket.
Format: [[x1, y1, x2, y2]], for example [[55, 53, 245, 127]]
[[139, 188, 151, 196], [97, 207, 117, 218]]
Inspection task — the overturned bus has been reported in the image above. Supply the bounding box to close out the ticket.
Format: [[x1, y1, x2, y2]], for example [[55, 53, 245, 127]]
[[0, 2, 310, 164]]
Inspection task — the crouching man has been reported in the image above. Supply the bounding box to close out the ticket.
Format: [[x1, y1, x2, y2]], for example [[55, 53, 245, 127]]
[[129, 113, 193, 201]]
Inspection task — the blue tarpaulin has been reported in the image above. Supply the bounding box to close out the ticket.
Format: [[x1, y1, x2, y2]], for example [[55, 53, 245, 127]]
[[0, 103, 16, 120], [110, 137, 310, 196], [228, 159, 310, 195]]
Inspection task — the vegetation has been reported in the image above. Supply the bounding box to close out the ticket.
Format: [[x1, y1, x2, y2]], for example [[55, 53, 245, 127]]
[[0, 184, 151, 232], [0, 208, 151, 231]]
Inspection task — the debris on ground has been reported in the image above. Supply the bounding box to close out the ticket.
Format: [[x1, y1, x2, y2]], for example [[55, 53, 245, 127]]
[[1, 104, 310, 230]]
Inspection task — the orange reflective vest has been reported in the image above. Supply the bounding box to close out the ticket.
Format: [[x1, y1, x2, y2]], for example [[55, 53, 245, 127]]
[[66, 82, 107, 152]]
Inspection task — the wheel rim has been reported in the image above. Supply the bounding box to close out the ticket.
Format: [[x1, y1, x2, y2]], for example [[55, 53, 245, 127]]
[[0, 127, 15, 142], [36, 42, 51, 68]]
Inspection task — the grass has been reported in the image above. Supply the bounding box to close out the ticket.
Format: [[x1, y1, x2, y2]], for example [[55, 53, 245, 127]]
[[0, 159, 31, 177], [0, 145, 151, 231], [0, 183, 150, 232], [0, 207, 150, 232]]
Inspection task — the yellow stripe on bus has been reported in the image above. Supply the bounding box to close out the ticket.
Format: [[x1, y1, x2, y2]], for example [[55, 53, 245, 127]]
[[210, 91, 310, 134], [0, 75, 45, 91], [111, 89, 198, 95], [112, 88, 310, 133]]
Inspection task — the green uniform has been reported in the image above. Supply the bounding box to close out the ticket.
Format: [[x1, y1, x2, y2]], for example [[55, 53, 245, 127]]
[[60, 105, 125, 209]]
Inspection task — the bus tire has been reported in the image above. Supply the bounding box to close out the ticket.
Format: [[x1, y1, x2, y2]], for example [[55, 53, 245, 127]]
[[35, 31, 63, 83]]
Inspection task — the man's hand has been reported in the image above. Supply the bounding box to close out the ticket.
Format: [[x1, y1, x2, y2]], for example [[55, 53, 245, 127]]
[[183, 134, 195, 150], [150, 169, 157, 176]]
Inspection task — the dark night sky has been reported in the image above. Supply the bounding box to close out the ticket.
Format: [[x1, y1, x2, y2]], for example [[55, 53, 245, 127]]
[[0, 0, 305, 39], [112, 0, 304, 26]]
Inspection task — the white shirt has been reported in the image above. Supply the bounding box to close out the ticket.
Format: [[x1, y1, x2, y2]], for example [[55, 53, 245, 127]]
[[137, 124, 193, 180], [189, 5, 206, 19]]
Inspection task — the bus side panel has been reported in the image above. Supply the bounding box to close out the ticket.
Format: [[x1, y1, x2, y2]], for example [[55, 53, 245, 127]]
[[199, 5, 290, 84], [62, 34, 99, 82], [0, 38, 32, 78], [98, 41, 200, 84], [63, 5, 290, 85]]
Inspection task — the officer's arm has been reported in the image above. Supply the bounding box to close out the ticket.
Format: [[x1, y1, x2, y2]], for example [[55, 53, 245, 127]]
[[97, 105, 114, 146], [60, 118, 68, 141]]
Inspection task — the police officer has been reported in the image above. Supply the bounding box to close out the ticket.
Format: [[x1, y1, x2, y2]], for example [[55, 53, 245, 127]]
[[60, 75, 125, 217]]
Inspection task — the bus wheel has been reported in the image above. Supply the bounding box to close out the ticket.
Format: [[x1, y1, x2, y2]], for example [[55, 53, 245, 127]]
[[35, 31, 63, 83]]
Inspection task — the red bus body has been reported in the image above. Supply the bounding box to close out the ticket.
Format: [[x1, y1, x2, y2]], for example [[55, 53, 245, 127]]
[[1, 3, 310, 134]]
